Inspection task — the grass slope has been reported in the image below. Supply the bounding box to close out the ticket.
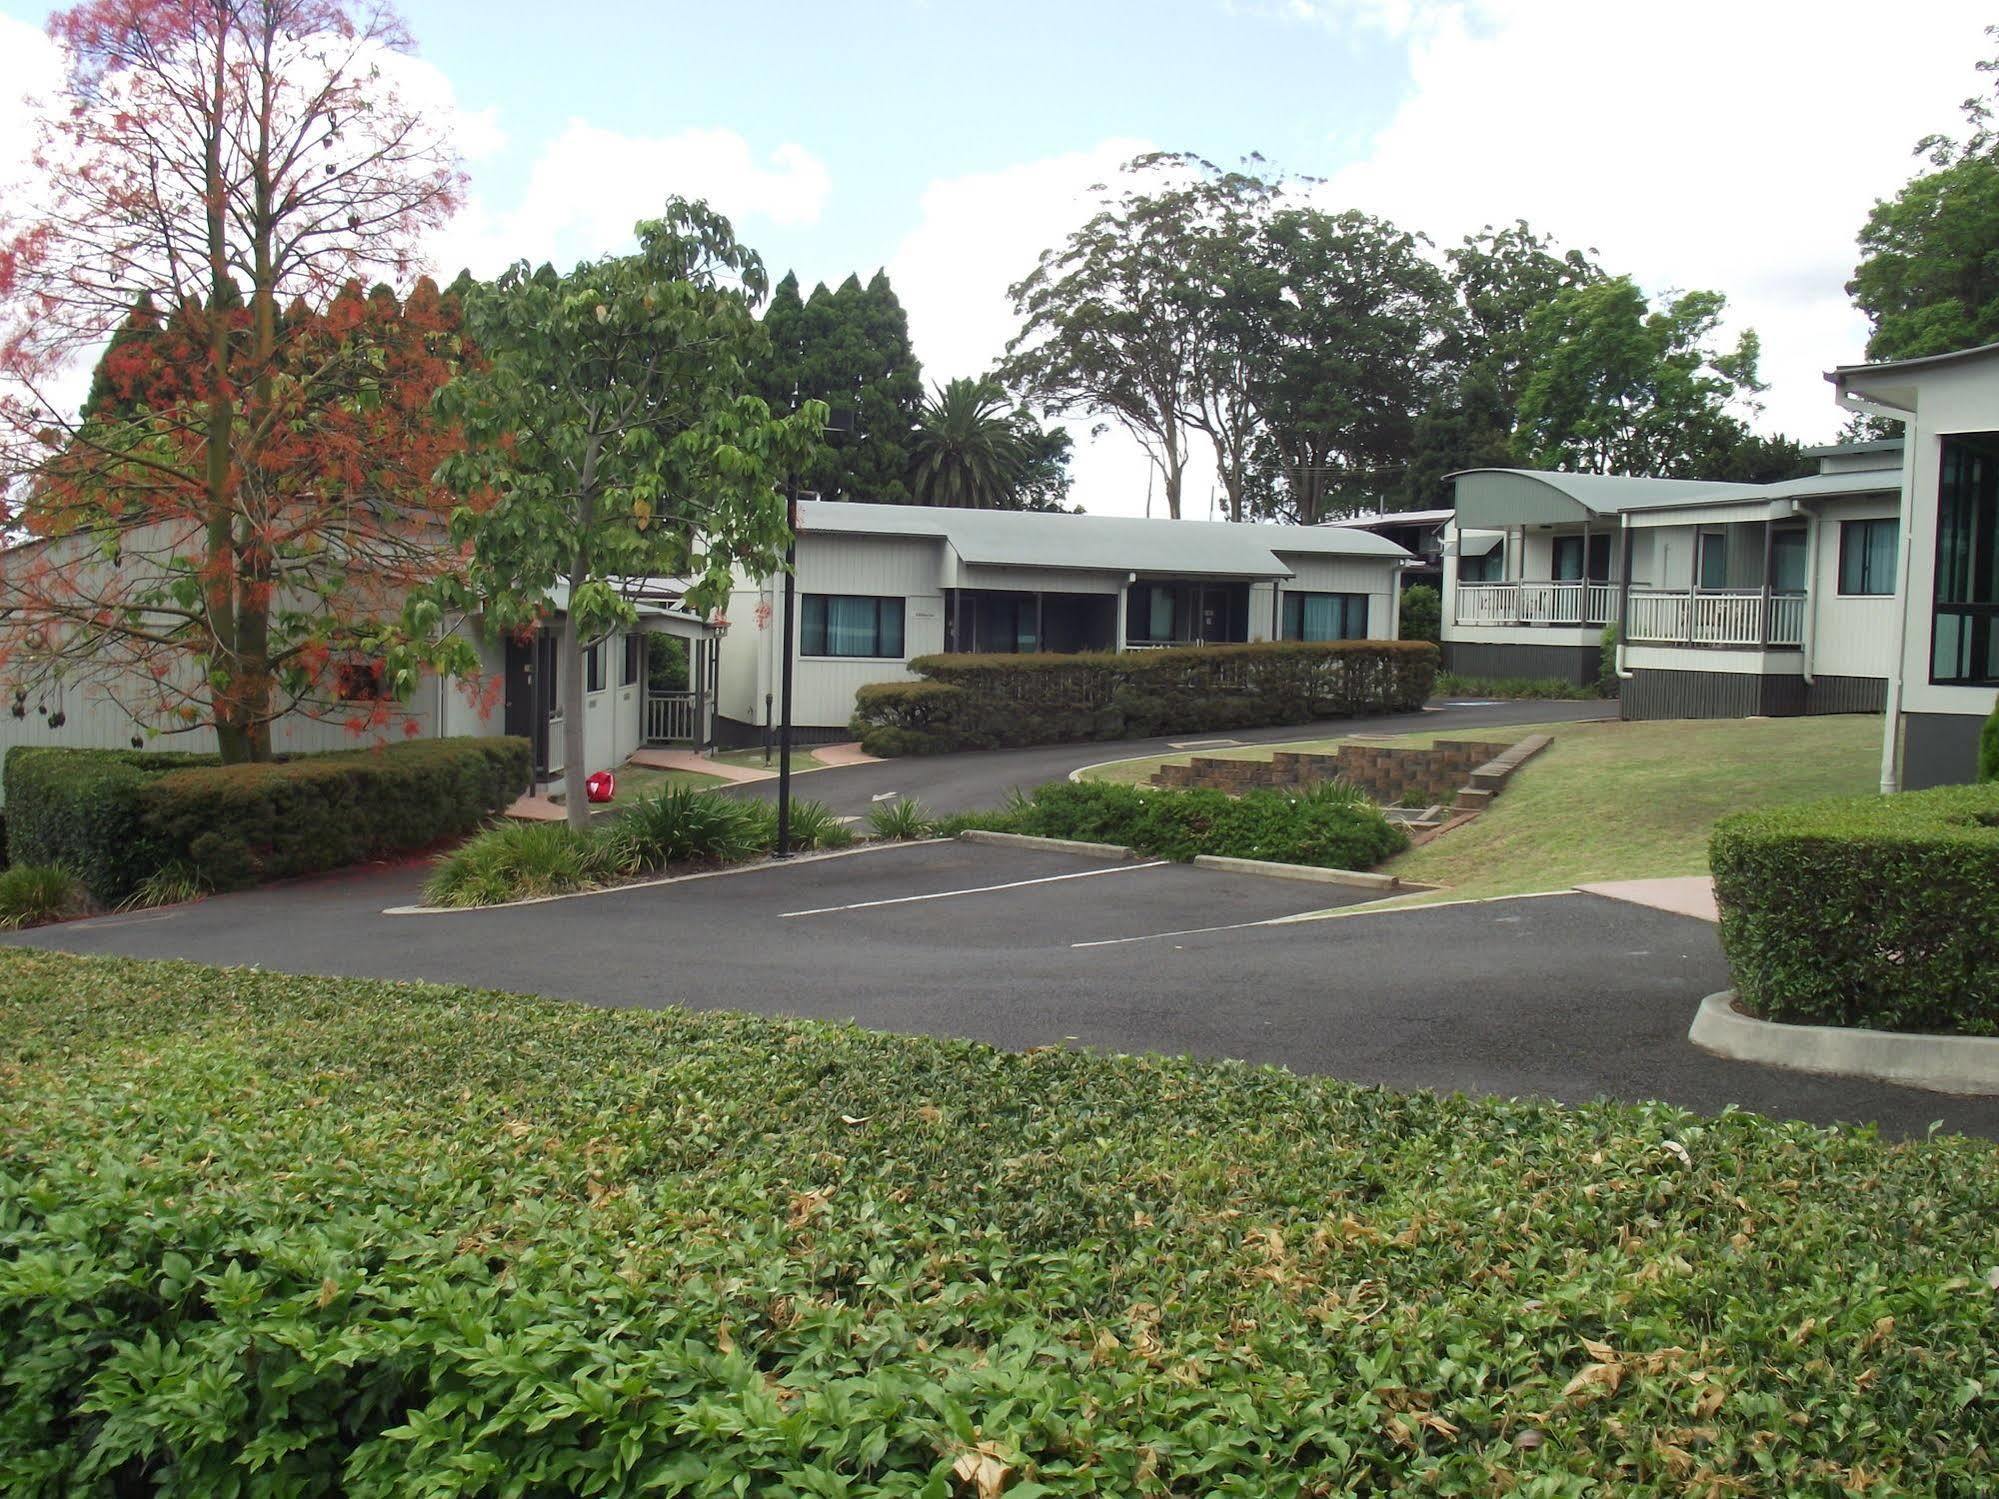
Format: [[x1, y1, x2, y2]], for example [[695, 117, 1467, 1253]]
[[3, 952, 1995, 1494], [1385, 716, 1880, 900]]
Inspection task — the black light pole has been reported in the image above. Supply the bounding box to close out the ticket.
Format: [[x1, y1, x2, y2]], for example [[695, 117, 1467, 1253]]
[[773, 408, 854, 860], [775, 492, 800, 858]]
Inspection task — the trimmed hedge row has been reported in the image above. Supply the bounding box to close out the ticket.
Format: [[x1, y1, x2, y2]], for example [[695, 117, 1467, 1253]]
[[3, 738, 530, 903], [853, 640, 1440, 755], [1711, 781, 1999, 1035]]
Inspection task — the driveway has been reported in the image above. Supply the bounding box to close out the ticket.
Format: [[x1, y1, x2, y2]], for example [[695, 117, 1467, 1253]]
[[9, 836, 1995, 1141], [736, 698, 1611, 817]]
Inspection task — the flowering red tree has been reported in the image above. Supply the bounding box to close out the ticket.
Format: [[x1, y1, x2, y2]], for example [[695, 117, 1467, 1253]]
[[0, 0, 464, 760]]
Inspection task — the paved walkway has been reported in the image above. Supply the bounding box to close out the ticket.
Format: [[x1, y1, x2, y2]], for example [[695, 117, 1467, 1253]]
[[7, 838, 1993, 1140], [1576, 876, 1720, 923]]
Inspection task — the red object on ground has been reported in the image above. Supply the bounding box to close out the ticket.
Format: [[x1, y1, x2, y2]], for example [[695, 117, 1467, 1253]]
[[586, 770, 615, 803]]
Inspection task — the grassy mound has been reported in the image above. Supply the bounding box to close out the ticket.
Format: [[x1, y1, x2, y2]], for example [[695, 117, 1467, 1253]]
[[3, 953, 1995, 1493]]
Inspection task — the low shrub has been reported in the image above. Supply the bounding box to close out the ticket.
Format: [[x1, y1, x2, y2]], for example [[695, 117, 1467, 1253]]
[[781, 797, 855, 851], [1433, 672, 1599, 701], [1711, 782, 1999, 1035], [1598, 622, 1621, 698], [0, 864, 82, 929], [1004, 778, 1407, 870], [118, 863, 206, 912], [1981, 699, 1998, 782], [603, 785, 765, 874], [422, 820, 621, 908], [4, 738, 529, 901], [1398, 582, 1440, 644], [866, 797, 936, 840], [4, 951, 1995, 1494], [853, 640, 1440, 756]]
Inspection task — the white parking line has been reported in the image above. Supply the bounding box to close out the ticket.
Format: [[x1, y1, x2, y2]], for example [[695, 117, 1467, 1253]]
[[781, 860, 1169, 918]]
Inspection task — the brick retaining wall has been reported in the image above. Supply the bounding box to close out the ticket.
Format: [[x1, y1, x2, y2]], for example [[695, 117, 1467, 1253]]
[[1154, 740, 1510, 805]]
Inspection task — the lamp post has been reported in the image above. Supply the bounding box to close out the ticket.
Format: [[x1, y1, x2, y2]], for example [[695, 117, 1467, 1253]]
[[774, 408, 855, 859]]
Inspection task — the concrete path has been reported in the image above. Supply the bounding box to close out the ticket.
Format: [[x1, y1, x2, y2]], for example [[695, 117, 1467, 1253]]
[[8, 837, 1994, 1140], [1576, 876, 1720, 923], [627, 747, 774, 783]]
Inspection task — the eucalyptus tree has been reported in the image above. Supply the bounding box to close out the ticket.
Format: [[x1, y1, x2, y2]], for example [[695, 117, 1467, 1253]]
[[434, 201, 826, 828]]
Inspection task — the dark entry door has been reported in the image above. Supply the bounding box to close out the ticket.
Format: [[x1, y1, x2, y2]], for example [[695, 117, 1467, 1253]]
[[503, 634, 557, 780]]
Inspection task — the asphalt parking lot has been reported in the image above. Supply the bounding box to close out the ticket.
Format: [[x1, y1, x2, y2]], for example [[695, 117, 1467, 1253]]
[[10, 836, 1998, 1139]]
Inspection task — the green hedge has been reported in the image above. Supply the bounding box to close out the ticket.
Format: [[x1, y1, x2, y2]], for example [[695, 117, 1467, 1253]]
[[1711, 782, 1999, 1035], [853, 640, 1439, 756], [5, 951, 1998, 1494], [1980, 700, 1998, 782], [1004, 778, 1408, 869], [3, 738, 529, 902]]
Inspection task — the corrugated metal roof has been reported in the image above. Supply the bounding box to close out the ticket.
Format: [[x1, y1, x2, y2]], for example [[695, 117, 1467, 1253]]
[[1451, 463, 1902, 526], [1323, 508, 1455, 528], [793, 500, 1410, 578]]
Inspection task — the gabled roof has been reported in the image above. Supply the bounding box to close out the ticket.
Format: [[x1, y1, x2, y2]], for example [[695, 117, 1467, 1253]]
[[1830, 340, 1999, 415], [1450, 461, 1902, 528], [1323, 508, 1455, 529], [794, 500, 1409, 579]]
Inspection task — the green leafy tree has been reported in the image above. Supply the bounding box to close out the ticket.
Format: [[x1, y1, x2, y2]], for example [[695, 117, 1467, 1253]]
[[758, 269, 922, 503], [1513, 276, 1765, 477], [1849, 27, 1999, 361], [1399, 222, 1603, 507], [435, 201, 826, 828], [1243, 207, 1457, 523], [1004, 152, 1242, 519], [1398, 584, 1440, 645], [906, 377, 1071, 510]]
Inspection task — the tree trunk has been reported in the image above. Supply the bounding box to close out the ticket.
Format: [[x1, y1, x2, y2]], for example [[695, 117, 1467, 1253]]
[[561, 592, 589, 833]]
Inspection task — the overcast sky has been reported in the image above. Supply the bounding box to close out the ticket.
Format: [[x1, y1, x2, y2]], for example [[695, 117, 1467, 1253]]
[[1, 0, 1990, 514]]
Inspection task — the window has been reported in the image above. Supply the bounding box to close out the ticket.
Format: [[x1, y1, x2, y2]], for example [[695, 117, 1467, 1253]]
[[1696, 530, 1729, 590], [801, 595, 905, 658], [585, 640, 605, 693], [1839, 517, 1898, 596], [622, 633, 644, 687], [1458, 543, 1503, 583], [1550, 534, 1612, 582], [1281, 592, 1370, 641], [1931, 434, 1999, 686], [1769, 527, 1808, 594]]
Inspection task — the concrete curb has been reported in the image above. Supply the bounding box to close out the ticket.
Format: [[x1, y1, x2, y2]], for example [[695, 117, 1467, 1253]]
[[1191, 854, 1404, 890], [1688, 990, 1999, 1097], [957, 830, 1137, 860]]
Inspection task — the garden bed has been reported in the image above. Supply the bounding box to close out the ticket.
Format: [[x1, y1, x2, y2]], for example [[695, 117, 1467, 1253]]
[[2, 951, 1994, 1493]]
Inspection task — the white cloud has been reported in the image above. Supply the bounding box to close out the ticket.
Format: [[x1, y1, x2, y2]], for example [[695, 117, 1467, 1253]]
[[888, 137, 1189, 516], [0, 14, 61, 201], [428, 121, 831, 281], [1322, 0, 1993, 444]]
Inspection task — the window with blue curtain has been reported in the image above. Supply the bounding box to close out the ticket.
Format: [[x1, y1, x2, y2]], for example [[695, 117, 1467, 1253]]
[[1281, 592, 1369, 641], [801, 595, 905, 658], [1769, 527, 1807, 593], [1838, 517, 1898, 595]]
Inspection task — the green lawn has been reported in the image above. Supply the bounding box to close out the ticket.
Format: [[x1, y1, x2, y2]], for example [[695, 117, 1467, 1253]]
[[1079, 715, 1882, 900], [1383, 715, 1880, 900], [3, 950, 1993, 1493]]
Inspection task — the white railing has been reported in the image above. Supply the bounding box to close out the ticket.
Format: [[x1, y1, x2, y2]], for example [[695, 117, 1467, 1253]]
[[1626, 590, 1806, 647], [645, 692, 697, 743], [1454, 581, 1617, 628]]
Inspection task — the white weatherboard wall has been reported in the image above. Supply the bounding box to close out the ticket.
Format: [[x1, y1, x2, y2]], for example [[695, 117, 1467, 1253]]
[[1274, 552, 1400, 640]]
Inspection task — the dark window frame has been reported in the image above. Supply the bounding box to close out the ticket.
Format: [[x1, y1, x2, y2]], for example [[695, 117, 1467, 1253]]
[[622, 633, 644, 687], [1280, 591, 1370, 642], [1837, 517, 1898, 597], [585, 639, 606, 694], [1930, 433, 1999, 688], [800, 594, 906, 659]]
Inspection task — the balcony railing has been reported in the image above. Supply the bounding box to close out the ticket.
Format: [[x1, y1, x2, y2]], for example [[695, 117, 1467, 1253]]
[[1626, 590, 1805, 648], [1454, 580, 1619, 628], [645, 691, 698, 743]]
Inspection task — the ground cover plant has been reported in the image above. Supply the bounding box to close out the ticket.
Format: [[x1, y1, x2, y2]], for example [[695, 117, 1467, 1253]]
[[423, 788, 851, 907], [988, 778, 1407, 869], [2, 952, 1996, 1493], [0, 864, 80, 929], [1712, 781, 1999, 1035]]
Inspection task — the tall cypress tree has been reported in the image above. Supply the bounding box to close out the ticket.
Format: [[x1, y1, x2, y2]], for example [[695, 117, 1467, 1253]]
[[757, 267, 922, 504]]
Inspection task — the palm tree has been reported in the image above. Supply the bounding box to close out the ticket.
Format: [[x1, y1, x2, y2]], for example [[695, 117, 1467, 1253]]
[[906, 378, 1031, 509]]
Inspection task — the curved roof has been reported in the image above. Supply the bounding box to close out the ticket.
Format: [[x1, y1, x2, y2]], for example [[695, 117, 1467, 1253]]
[[1449, 469, 1737, 527], [794, 500, 1410, 579]]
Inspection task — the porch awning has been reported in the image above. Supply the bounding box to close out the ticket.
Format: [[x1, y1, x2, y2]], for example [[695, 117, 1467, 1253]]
[[1449, 468, 1739, 529], [1456, 532, 1502, 557]]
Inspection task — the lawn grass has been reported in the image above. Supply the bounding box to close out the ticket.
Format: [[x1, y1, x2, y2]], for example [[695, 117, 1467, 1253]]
[[1383, 715, 1880, 900], [4, 950, 1996, 1494]]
